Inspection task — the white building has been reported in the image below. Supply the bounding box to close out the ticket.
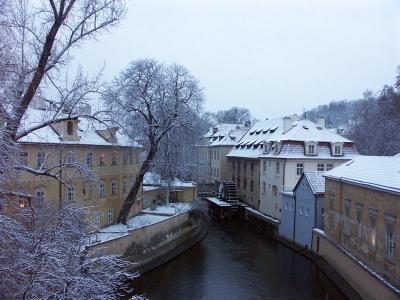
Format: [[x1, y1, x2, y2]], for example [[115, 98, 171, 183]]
[[227, 115, 358, 216]]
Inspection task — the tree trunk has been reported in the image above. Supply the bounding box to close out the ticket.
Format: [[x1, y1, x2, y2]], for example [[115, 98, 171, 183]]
[[117, 145, 157, 225]]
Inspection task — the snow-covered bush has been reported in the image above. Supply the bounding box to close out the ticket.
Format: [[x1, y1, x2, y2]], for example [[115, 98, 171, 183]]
[[0, 204, 137, 299]]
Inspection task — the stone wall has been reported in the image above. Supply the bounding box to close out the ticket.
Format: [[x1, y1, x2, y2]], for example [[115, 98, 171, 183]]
[[86, 211, 205, 272], [312, 230, 400, 300]]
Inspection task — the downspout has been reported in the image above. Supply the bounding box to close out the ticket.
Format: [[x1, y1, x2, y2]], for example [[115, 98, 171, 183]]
[[311, 193, 317, 249], [339, 180, 343, 241], [292, 191, 296, 243]]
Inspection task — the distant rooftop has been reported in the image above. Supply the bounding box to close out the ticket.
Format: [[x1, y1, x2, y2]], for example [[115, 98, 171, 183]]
[[325, 156, 400, 195]]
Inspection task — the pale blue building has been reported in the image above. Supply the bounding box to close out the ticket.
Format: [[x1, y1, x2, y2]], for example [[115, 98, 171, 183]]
[[279, 171, 325, 248]]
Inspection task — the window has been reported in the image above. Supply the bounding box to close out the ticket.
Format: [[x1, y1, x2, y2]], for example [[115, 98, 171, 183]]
[[123, 152, 128, 165], [129, 152, 133, 164], [250, 180, 254, 192], [344, 200, 351, 234], [285, 203, 288, 210], [317, 164, 324, 171], [305, 208, 310, 217], [327, 164, 333, 171], [244, 163, 247, 173], [262, 182, 266, 194], [19, 152, 28, 166], [289, 204, 293, 212], [122, 181, 127, 194], [67, 152, 75, 164], [111, 182, 117, 196], [334, 145, 342, 155], [99, 154, 105, 166], [272, 185, 277, 197], [94, 212, 101, 227], [276, 162, 280, 175], [369, 209, 377, 248], [99, 183, 105, 198], [87, 152, 93, 166], [307, 144, 316, 155], [112, 151, 117, 166], [296, 163, 304, 175], [35, 191, 44, 208], [356, 204, 363, 239], [243, 178, 247, 189], [300, 207, 304, 215], [37, 151, 45, 168], [385, 215, 396, 258], [263, 161, 267, 172], [250, 163, 254, 172], [237, 176, 240, 188], [67, 121, 74, 135], [217, 151, 219, 160], [108, 208, 114, 224], [67, 185, 75, 201]]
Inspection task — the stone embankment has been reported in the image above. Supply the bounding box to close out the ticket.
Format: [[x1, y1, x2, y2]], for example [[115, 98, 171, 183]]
[[86, 209, 208, 274]]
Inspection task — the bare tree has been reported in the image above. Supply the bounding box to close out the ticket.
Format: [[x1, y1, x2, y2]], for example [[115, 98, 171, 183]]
[[104, 59, 204, 224], [214, 106, 252, 124], [0, 204, 136, 299]]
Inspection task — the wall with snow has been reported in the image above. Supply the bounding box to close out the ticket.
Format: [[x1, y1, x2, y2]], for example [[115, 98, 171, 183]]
[[312, 230, 400, 300]]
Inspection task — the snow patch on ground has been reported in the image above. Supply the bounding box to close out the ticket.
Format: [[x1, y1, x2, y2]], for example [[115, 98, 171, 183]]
[[89, 203, 192, 244]]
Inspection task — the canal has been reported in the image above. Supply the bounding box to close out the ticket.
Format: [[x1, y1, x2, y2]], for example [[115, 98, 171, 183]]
[[130, 218, 346, 300]]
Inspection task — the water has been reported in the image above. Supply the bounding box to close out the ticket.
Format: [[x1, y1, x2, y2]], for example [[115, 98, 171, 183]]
[[130, 218, 346, 300]]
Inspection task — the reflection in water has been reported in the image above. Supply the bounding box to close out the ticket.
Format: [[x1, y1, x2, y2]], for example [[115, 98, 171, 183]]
[[130, 218, 347, 300]]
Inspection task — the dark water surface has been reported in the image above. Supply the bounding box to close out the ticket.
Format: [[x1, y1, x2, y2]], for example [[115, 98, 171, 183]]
[[131, 218, 346, 300]]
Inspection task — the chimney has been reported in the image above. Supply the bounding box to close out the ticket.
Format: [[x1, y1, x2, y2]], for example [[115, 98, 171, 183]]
[[283, 116, 292, 133], [316, 117, 325, 129], [244, 120, 251, 128], [212, 127, 218, 134]]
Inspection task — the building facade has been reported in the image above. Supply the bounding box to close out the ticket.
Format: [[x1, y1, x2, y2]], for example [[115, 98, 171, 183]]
[[9, 107, 144, 229], [227, 116, 357, 213], [324, 156, 400, 291], [279, 172, 325, 248], [195, 123, 249, 185]]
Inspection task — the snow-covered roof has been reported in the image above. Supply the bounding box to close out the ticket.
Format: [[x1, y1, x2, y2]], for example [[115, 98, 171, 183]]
[[202, 123, 249, 147], [325, 156, 400, 195], [17, 108, 142, 148], [303, 172, 325, 194], [227, 117, 356, 159]]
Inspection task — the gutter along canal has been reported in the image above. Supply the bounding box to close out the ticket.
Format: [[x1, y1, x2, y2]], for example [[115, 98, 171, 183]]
[[130, 217, 346, 300]]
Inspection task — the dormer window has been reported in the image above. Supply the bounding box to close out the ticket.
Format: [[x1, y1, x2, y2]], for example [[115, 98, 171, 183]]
[[305, 142, 318, 156], [67, 121, 74, 135], [331, 142, 343, 156]]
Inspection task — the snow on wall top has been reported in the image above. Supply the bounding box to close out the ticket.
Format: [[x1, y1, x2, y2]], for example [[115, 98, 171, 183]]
[[325, 156, 400, 194], [17, 108, 142, 148], [303, 171, 326, 194], [227, 117, 356, 159]]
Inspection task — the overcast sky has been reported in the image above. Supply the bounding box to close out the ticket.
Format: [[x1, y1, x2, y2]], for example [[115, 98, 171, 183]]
[[73, 0, 400, 120]]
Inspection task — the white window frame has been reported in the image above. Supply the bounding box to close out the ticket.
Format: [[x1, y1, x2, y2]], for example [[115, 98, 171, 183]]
[[327, 164, 333, 171], [108, 208, 113, 224], [36, 190, 45, 208], [19, 151, 29, 166], [87, 152, 93, 166], [276, 162, 280, 175], [317, 164, 324, 171], [37, 151, 45, 168], [111, 182, 117, 196], [296, 163, 304, 176], [94, 212, 101, 227], [122, 180, 127, 194], [67, 185, 75, 202], [99, 183, 105, 198]]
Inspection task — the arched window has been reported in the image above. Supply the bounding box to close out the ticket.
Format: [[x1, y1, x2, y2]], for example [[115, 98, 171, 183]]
[[67, 121, 73, 135]]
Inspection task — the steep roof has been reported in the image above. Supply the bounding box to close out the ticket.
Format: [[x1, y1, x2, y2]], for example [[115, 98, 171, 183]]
[[304, 172, 326, 194], [202, 123, 249, 147], [325, 156, 400, 195], [17, 108, 142, 148], [227, 117, 356, 159]]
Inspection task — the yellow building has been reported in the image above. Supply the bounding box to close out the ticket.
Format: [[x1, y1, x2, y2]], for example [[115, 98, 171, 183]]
[[12, 107, 143, 228], [318, 156, 400, 299]]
